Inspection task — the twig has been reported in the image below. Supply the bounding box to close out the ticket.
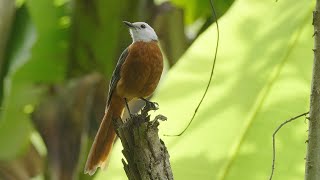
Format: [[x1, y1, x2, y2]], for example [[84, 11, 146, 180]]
[[269, 112, 309, 180], [165, 0, 220, 137]]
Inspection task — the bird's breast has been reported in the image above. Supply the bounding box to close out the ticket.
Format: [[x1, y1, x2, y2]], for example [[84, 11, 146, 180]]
[[117, 41, 164, 99]]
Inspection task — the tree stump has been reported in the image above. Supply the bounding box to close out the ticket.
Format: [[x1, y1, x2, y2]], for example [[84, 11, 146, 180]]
[[113, 103, 173, 180]]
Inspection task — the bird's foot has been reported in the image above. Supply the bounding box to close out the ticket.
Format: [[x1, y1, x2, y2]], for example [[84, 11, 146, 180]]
[[124, 98, 135, 119], [146, 101, 159, 111], [128, 113, 134, 119], [140, 98, 159, 111]]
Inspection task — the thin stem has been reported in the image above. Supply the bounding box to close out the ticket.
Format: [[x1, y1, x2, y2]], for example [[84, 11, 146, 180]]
[[165, 0, 220, 137], [269, 112, 309, 180]]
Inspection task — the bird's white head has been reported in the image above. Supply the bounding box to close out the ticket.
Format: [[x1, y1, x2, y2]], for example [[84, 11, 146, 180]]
[[123, 21, 158, 43]]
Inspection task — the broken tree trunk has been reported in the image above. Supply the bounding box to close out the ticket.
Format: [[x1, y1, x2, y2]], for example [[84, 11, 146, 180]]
[[113, 104, 174, 180]]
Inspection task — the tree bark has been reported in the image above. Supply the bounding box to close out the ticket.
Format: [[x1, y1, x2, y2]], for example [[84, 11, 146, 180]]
[[305, 1, 320, 179], [113, 104, 174, 180]]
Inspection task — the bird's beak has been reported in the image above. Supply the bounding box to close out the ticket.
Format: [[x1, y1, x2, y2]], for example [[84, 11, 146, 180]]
[[123, 21, 135, 29]]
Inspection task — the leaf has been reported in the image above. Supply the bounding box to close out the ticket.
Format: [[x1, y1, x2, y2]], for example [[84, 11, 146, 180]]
[[171, 0, 234, 24], [0, 0, 68, 160], [0, 6, 37, 160], [95, 0, 313, 179]]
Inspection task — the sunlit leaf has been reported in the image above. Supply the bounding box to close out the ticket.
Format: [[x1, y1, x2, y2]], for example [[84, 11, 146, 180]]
[[171, 0, 234, 24], [95, 0, 313, 179]]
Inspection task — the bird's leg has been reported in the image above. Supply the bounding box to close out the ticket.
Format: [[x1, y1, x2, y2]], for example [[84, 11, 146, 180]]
[[124, 98, 133, 118], [140, 97, 159, 111]]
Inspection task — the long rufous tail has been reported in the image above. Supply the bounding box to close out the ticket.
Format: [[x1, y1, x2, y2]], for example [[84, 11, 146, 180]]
[[84, 95, 124, 175]]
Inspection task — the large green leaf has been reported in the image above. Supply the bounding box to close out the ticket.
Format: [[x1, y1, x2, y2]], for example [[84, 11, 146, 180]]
[[0, 6, 37, 160], [0, 0, 68, 160], [95, 0, 313, 179], [171, 0, 234, 24]]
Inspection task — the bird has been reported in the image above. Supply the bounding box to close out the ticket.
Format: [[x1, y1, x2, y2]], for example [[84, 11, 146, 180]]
[[84, 21, 164, 175]]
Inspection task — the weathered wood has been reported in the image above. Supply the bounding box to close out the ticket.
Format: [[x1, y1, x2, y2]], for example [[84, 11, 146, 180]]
[[113, 104, 173, 180]]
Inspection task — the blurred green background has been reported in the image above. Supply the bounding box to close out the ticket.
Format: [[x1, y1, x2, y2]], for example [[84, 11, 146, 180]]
[[0, 0, 314, 179]]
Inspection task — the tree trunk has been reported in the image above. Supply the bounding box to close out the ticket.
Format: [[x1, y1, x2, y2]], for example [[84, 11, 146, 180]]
[[113, 104, 174, 180], [305, 1, 320, 179]]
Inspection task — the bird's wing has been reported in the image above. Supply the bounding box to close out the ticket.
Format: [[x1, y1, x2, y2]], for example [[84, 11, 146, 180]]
[[106, 47, 129, 107]]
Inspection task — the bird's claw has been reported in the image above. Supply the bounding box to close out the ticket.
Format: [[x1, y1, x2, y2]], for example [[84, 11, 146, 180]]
[[140, 98, 159, 111], [128, 113, 134, 119], [145, 101, 159, 111]]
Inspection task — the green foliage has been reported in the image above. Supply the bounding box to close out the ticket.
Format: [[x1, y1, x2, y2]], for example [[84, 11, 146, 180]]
[[171, 0, 234, 24], [96, 0, 313, 179], [0, 0, 68, 159], [70, 1, 124, 76], [0, 6, 37, 160]]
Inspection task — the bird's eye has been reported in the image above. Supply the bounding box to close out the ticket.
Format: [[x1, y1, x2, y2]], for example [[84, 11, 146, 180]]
[[141, 24, 146, 29]]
